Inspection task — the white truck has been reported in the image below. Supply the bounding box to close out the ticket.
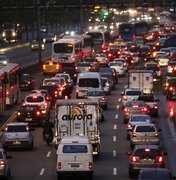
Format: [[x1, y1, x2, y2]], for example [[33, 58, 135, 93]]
[[54, 99, 102, 156], [128, 70, 153, 94]]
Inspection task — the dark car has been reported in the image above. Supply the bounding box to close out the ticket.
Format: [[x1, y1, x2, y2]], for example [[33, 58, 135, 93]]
[[20, 74, 35, 91], [165, 81, 176, 100], [128, 145, 167, 178], [139, 46, 151, 57], [17, 104, 43, 126], [84, 57, 99, 71], [99, 67, 118, 84], [138, 168, 173, 180], [137, 94, 159, 117]]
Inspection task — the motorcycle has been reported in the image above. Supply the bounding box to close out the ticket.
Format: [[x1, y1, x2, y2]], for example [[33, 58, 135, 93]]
[[43, 130, 53, 146]]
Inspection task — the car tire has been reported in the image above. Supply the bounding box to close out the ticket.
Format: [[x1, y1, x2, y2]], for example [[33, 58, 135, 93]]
[[29, 141, 34, 151], [128, 165, 134, 178]]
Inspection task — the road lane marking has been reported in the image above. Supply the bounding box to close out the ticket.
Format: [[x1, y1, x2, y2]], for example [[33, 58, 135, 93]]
[[118, 98, 121, 102], [113, 136, 116, 142], [115, 114, 118, 119], [113, 168, 117, 175], [116, 105, 120, 109], [113, 150, 116, 157], [40, 168, 45, 175], [114, 124, 117, 130], [46, 151, 51, 158]]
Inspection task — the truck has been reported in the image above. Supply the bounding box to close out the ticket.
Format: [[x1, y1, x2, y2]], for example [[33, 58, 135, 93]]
[[53, 99, 102, 156], [128, 70, 153, 94]]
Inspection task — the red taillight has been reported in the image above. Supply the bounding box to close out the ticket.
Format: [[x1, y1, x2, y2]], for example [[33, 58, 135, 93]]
[[131, 156, 139, 162], [36, 110, 40, 116], [108, 53, 112, 57], [142, 107, 148, 112], [169, 87, 173, 91], [0, 160, 5, 168], [124, 108, 129, 112], [44, 103, 47, 108], [113, 72, 116, 76], [88, 162, 93, 169], [131, 60, 134, 64], [155, 156, 163, 163], [158, 70, 162, 76], [101, 96, 106, 101], [170, 108, 174, 117], [58, 162, 61, 169], [26, 126, 30, 132], [6, 91, 9, 96], [17, 112, 21, 116]]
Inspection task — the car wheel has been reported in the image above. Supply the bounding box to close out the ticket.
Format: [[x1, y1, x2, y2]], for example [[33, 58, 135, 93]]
[[29, 141, 34, 151], [128, 165, 134, 178]]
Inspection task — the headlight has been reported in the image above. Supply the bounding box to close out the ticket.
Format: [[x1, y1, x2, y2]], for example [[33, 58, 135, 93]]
[[12, 32, 16, 36], [2, 32, 5, 37]]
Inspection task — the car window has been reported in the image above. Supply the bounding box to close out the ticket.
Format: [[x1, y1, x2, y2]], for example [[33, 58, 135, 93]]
[[26, 96, 44, 103], [63, 145, 88, 153], [134, 149, 159, 159], [7, 125, 27, 132], [135, 125, 156, 132], [126, 91, 142, 95]]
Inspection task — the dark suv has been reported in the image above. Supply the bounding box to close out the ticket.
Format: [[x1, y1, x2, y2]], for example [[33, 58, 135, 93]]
[[128, 145, 167, 178], [17, 104, 43, 126]]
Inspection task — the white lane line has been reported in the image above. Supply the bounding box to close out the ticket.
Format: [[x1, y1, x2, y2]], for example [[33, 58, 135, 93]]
[[113, 167, 117, 175], [113, 136, 116, 142], [116, 105, 120, 109], [118, 98, 121, 102], [40, 168, 45, 175], [115, 114, 118, 119], [46, 151, 51, 158], [114, 124, 117, 130], [113, 150, 116, 157]]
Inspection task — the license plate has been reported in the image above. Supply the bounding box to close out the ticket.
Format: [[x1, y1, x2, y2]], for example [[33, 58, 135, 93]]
[[71, 164, 79, 168], [25, 118, 32, 121], [13, 141, 21, 145]]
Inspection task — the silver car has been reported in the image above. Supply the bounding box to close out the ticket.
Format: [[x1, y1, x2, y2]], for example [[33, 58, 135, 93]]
[[101, 77, 111, 95], [1, 122, 34, 150]]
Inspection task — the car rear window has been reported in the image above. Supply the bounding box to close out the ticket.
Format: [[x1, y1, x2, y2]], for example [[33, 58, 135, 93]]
[[79, 78, 99, 88], [63, 145, 88, 153], [134, 149, 159, 159], [7, 125, 27, 132], [26, 96, 44, 103], [126, 90, 142, 96], [135, 125, 156, 132]]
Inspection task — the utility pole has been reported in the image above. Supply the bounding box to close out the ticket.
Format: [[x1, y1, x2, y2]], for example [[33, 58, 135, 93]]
[[80, 0, 83, 34], [37, 0, 42, 64]]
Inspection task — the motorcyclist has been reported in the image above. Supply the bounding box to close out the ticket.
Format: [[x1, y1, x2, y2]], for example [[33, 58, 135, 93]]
[[42, 120, 54, 142]]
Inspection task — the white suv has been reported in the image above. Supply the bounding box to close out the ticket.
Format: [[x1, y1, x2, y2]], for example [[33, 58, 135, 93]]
[[121, 88, 143, 106], [24, 93, 51, 119]]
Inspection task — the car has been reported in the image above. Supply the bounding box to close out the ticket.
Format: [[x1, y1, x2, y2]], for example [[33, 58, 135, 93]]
[[101, 77, 111, 95], [99, 67, 118, 84], [0, 54, 10, 64], [156, 52, 170, 67], [0, 148, 12, 179], [130, 123, 161, 149], [20, 73, 35, 91], [128, 145, 167, 178], [108, 61, 126, 76], [30, 89, 52, 102], [156, 37, 167, 49], [1, 122, 34, 150], [139, 46, 151, 57], [137, 94, 159, 117], [17, 104, 44, 126], [123, 101, 149, 124], [30, 40, 45, 51], [165, 79, 176, 100], [113, 58, 128, 72], [42, 59, 62, 75], [24, 93, 51, 120], [163, 76, 176, 94], [99, 73, 116, 90], [85, 89, 108, 110], [167, 60, 176, 76], [138, 168, 173, 180], [121, 88, 143, 107], [95, 53, 109, 67], [84, 57, 100, 71], [126, 114, 152, 140], [145, 65, 162, 82], [75, 62, 93, 73], [42, 33, 57, 43]]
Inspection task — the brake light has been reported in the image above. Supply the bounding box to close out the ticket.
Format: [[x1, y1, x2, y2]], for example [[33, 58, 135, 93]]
[[127, 123, 132, 129], [36, 110, 40, 116], [169, 87, 173, 91], [113, 72, 116, 76], [155, 156, 163, 163], [124, 108, 129, 112], [108, 53, 112, 57], [101, 97, 106, 101], [58, 162, 61, 169], [170, 108, 174, 117], [142, 107, 148, 112], [155, 133, 159, 137], [26, 126, 30, 132], [0, 160, 5, 168], [131, 156, 139, 162], [6, 91, 9, 96], [88, 162, 93, 169], [17, 112, 21, 116], [158, 70, 162, 76], [154, 104, 158, 109], [131, 60, 134, 64]]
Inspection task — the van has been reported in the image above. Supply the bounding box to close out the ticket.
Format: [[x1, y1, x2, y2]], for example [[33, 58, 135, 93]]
[[56, 135, 93, 180], [76, 72, 102, 98]]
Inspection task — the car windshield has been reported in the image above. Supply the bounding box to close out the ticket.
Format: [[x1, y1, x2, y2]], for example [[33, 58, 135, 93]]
[[134, 149, 159, 159], [135, 125, 156, 132], [77, 62, 91, 67], [109, 62, 122, 66], [7, 125, 27, 132]]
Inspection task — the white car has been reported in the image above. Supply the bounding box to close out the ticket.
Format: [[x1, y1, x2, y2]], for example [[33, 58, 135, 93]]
[[121, 88, 143, 106], [156, 52, 169, 66], [95, 53, 109, 66], [108, 61, 125, 76]]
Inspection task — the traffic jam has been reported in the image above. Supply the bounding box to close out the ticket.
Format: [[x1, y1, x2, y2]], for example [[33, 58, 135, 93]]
[[1, 6, 176, 180]]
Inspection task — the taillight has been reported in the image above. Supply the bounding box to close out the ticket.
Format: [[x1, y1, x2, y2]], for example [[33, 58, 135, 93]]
[[113, 72, 116, 76], [108, 53, 112, 57], [0, 160, 5, 168], [88, 162, 93, 169], [170, 108, 174, 117], [44, 103, 47, 108], [124, 108, 129, 112], [26, 126, 30, 132], [36, 110, 40, 116], [58, 162, 61, 169], [17, 112, 21, 116], [169, 87, 173, 91], [6, 91, 9, 96], [154, 104, 158, 109], [142, 107, 148, 112], [131, 156, 139, 162], [155, 133, 159, 137], [55, 90, 58, 97], [43, 65, 46, 70], [101, 97, 106, 101], [56, 64, 59, 69], [123, 96, 127, 100], [158, 70, 162, 76], [155, 156, 163, 163], [127, 123, 132, 129]]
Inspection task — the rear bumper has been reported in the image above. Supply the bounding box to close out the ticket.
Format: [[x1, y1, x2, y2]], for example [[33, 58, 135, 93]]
[[56, 170, 93, 175]]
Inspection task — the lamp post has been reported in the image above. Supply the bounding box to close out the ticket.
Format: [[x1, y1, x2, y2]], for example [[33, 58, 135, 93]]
[[80, 0, 83, 34]]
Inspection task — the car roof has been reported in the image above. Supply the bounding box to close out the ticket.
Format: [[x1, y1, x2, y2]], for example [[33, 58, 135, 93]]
[[7, 122, 29, 126], [134, 144, 160, 150]]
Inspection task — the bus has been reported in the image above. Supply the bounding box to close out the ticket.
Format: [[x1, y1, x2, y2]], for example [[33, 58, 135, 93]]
[[62, 34, 92, 58], [85, 29, 110, 52], [0, 62, 21, 106], [118, 21, 149, 42], [52, 38, 83, 67], [0, 70, 7, 116]]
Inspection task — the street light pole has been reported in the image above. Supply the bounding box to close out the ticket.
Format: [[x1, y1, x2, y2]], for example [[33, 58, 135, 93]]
[[37, 0, 42, 64], [80, 0, 83, 34]]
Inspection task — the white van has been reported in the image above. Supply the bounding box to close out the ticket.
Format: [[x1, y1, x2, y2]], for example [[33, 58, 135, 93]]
[[76, 72, 102, 98], [56, 135, 93, 180]]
